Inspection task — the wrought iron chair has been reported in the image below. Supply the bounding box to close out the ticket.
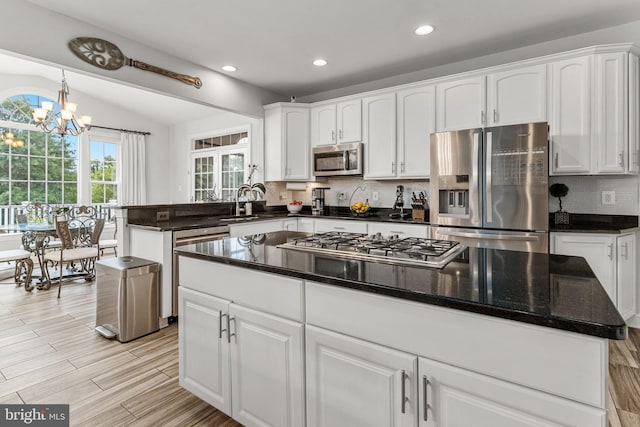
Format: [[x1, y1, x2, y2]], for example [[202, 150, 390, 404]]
[[0, 249, 33, 291], [43, 207, 102, 298], [98, 215, 118, 257]]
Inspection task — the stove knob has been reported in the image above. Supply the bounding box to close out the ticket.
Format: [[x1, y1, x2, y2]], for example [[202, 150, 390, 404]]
[[375, 232, 382, 240], [393, 234, 400, 240]]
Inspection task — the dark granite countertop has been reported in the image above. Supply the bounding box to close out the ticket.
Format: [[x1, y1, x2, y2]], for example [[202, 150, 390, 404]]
[[175, 230, 627, 340], [549, 213, 638, 233]]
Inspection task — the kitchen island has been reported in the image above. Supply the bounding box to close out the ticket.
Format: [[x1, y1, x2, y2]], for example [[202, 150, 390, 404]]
[[176, 231, 624, 427]]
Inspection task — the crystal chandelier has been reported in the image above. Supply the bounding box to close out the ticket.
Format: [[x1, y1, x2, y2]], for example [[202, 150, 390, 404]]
[[32, 70, 92, 136], [1, 131, 24, 148]]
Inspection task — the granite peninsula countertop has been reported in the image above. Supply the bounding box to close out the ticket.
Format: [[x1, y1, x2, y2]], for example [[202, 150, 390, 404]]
[[175, 230, 627, 340]]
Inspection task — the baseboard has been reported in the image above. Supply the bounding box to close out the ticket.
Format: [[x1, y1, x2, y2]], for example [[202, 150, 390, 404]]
[[626, 314, 640, 329]]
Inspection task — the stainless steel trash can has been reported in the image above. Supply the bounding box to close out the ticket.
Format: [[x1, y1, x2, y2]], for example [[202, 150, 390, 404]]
[[95, 256, 160, 342]]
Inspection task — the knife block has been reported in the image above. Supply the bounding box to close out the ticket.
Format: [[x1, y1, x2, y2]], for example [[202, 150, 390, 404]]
[[411, 205, 428, 221]]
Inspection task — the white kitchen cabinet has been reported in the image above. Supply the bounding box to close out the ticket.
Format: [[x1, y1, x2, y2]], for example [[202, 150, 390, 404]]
[[594, 52, 628, 174], [229, 219, 286, 237], [179, 288, 232, 415], [486, 64, 547, 126], [551, 232, 637, 320], [282, 218, 298, 231], [297, 217, 314, 233], [311, 100, 362, 146], [367, 221, 429, 239], [549, 56, 592, 174], [418, 357, 604, 427], [396, 84, 436, 178], [629, 53, 640, 173], [229, 304, 305, 427], [264, 103, 310, 181], [314, 218, 368, 234], [363, 92, 397, 179], [436, 76, 486, 131], [617, 233, 636, 321], [306, 325, 417, 427], [179, 261, 305, 427]]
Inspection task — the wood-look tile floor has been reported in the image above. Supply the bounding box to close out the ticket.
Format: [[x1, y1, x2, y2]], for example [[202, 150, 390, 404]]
[[0, 269, 242, 427], [2, 270, 640, 427]]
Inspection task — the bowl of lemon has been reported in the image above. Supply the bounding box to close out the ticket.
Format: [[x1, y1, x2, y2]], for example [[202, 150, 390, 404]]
[[350, 199, 370, 217]]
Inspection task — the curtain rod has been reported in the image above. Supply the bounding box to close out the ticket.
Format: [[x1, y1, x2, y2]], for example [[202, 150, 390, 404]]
[[91, 125, 151, 136]]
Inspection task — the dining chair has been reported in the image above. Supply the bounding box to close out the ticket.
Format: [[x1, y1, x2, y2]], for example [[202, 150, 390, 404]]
[[98, 216, 118, 257], [43, 212, 102, 298], [0, 249, 33, 291]]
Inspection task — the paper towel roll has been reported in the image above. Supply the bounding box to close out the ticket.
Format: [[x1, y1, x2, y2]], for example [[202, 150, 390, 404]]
[[286, 182, 307, 191]]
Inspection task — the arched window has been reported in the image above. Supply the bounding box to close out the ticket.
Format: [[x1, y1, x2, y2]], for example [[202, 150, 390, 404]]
[[0, 94, 78, 206]]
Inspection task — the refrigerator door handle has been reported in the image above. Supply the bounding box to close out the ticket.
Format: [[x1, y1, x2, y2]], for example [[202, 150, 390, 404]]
[[436, 230, 541, 241], [472, 132, 480, 225], [485, 131, 493, 224]]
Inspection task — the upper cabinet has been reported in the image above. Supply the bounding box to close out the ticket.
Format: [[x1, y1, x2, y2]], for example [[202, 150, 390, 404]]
[[549, 56, 592, 174], [310, 99, 362, 146], [264, 103, 310, 181], [396, 84, 436, 178], [486, 64, 547, 126], [363, 92, 397, 179], [549, 52, 639, 175], [436, 76, 486, 131]]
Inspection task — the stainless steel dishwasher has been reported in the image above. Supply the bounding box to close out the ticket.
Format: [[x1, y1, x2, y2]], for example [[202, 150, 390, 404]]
[[172, 225, 230, 317], [95, 256, 160, 342]]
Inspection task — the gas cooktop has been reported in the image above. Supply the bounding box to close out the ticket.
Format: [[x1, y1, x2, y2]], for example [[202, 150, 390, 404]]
[[277, 232, 465, 268]]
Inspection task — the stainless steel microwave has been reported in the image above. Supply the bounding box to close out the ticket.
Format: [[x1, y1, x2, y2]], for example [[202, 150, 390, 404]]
[[312, 143, 363, 176]]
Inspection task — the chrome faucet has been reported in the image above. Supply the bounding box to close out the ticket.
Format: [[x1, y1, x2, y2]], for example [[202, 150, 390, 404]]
[[235, 184, 252, 216]]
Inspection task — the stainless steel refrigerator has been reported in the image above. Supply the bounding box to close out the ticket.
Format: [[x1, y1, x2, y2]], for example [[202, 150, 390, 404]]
[[430, 122, 549, 253]]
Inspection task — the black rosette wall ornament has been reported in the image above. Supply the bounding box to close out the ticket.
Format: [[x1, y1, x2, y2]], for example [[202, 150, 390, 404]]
[[550, 183, 570, 225]]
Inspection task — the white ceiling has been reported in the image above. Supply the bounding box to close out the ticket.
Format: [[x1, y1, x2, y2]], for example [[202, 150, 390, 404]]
[[22, 0, 640, 97]]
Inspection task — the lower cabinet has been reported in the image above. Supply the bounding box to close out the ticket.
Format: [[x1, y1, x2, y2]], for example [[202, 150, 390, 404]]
[[179, 287, 305, 427], [306, 324, 603, 427], [306, 325, 417, 427], [418, 357, 604, 426], [551, 231, 637, 320]]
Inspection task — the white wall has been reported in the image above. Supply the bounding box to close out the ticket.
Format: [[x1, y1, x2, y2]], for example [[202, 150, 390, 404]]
[[0, 74, 172, 204], [549, 176, 640, 215], [168, 112, 264, 203], [0, 0, 284, 117]]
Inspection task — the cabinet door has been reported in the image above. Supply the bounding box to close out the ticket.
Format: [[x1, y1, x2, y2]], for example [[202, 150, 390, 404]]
[[337, 99, 362, 143], [594, 53, 628, 174], [549, 56, 592, 174], [617, 233, 636, 320], [436, 76, 486, 131], [229, 304, 305, 427], [551, 233, 616, 304], [229, 219, 284, 237], [629, 54, 640, 173], [306, 325, 417, 427], [418, 357, 605, 427], [311, 104, 337, 146], [283, 108, 310, 180], [178, 287, 232, 416], [297, 218, 315, 232], [486, 64, 547, 126], [363, 92, 397, 179], [282, 218, 298, 231], [397, 85, 435, 178]]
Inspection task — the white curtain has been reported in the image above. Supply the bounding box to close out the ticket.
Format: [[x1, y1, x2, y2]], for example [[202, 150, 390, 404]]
[[119, 132, 147, 205]]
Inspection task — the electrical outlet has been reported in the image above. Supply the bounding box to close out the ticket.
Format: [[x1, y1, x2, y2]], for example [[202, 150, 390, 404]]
[[279, 191, 287, 200], [602, 191, 616, 205], [372, 191, 379, 201], [156, 211, 170, 221]]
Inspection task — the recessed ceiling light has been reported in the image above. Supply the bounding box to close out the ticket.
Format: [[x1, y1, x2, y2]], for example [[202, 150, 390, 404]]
[[313, 59, 328, 67], [222, 65, 237, 72], [415, 25, 435, 36]]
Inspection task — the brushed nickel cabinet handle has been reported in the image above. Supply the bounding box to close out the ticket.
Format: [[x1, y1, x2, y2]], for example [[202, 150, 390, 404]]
[[423, 375, 429, 421], [608, 244, 613, 260], [227, 315, 236, 343], [218, 311, 228, 340], [392, 162, 396, 173], [332, 130, 335, 141], [619, 152, 624, 166], [554, 152, 559, 169], [401, 370, 408, 414], [339, 129, 343, 140], [493, 109, 497, 123], [401, 162, 405, 173]]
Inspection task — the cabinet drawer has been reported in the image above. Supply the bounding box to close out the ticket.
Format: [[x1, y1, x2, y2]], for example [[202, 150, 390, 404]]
[[314, 219, 368, 234], [179, 256, 304, 321], [305, 281, 607, 408], [368, 222, 429, 239]]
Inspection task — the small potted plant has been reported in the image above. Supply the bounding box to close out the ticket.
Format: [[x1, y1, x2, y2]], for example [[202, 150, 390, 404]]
[[549, 183, 569, 225]]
